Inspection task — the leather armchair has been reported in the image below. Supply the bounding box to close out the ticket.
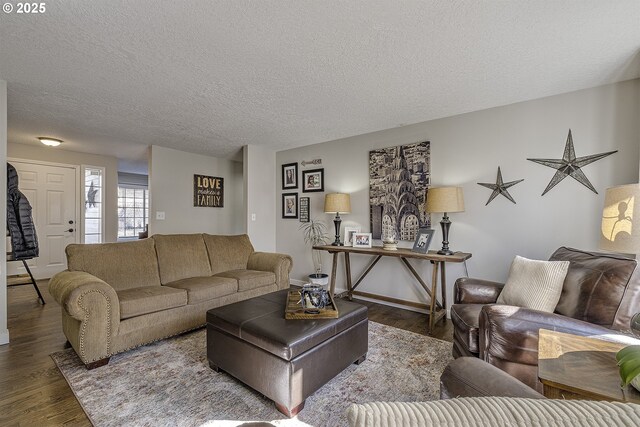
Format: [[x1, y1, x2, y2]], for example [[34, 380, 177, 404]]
[[451, 247, 640, 392]]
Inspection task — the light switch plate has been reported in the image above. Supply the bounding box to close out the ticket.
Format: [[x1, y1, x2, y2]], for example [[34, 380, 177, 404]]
[[156, 211, 165, 220]]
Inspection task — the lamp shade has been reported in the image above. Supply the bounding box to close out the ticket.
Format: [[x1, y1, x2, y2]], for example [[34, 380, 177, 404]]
[[425, 187, 465, 213], [599, 183, 640, 254], [324, 193, 351, 214]]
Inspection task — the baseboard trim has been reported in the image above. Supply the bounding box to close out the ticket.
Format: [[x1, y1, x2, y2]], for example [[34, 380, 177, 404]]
[[0, 328, 9, 345]]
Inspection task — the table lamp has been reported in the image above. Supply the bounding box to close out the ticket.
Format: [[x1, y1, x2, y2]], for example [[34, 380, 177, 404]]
[[324, 193, 351, 246], [599, 183, 640, 256], [425, 187, 465, 255]]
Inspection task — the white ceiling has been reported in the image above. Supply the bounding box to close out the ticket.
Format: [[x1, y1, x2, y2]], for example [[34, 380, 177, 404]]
[[1, 1, 639, 173]]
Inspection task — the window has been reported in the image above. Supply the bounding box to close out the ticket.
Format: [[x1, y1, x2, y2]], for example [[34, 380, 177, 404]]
[[118, 186, 149, 238], [83, 166, 104, 244]]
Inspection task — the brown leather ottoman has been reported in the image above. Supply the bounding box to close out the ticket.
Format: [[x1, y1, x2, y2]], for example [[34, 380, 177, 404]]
[[206, 289, 368, 417]]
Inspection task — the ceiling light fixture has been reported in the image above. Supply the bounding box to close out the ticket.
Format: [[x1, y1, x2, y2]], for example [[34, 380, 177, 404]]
[[38, 137, 63, 147]]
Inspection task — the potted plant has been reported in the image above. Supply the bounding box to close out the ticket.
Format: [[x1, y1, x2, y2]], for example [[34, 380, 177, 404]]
[[299, 219, 329, 286], [616, 345, 640, 391], [616, 313, 640, 392]]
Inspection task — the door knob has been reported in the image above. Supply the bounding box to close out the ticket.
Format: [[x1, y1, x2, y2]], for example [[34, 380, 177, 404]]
[[69, 220, 74, 224], [67, 228, 74, 233]]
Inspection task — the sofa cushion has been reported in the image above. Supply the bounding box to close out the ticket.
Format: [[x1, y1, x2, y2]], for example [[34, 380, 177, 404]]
[[164, 276, 238, 304], [153, 234, 212, 284], [550, 247, 638, 327], [117, 286, 187, 320], [497, 256, 569, 313], [66, 239, 161, 291], [450, 304, 483, 354], [203, 234, 254, 274], [215, 269, 275, 292]]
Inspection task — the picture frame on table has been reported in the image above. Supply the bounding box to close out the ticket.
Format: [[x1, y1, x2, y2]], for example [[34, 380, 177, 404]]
[[282, 163, 298, 190], [352, 232, 372, 248], [343, 226, 361, 246], [282, 193, 298, 219], [302, 168, 324, 192], [411, 228, 434, 254]]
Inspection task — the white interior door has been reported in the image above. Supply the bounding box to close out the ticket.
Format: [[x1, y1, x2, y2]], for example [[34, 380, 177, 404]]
[[7, 161, 79, 279]]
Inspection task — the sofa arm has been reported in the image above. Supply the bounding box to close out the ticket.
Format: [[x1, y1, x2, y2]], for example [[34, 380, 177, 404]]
[[454, 277, 504, 304], [479, 304, 614, 367], [49, 270, 120, 364], [440, 357, 544, 399], [247, 252, 293, 290]]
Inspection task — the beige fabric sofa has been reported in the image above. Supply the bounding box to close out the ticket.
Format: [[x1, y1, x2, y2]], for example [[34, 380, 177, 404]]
[[49, 234, 292, 369]]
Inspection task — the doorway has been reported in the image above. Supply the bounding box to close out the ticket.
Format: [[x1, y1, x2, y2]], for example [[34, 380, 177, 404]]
[[7, 160, 79, 279]]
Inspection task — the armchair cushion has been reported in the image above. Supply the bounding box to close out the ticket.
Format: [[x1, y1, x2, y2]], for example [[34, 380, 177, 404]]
[[497, 256, 569, 313], [116, 286, 187, 320]]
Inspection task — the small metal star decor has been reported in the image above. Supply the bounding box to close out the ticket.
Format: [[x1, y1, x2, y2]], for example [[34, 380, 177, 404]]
[[527, 129, 617, 196], [477, 167, 524, 205]]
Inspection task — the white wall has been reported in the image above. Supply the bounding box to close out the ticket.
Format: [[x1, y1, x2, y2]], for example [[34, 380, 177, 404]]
[[148, 145, 243, 235], [243, 145, 276, 251], [0, 81, 8, 345], [276, 79, 640, 311], [7, 142, 119, 243]]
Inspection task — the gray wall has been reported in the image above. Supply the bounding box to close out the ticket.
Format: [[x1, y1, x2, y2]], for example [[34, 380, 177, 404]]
[[0, 81, 7, 344], [243, 145, 277, 252], [148, 145, 244, 235], [7, 142, 120, 243], [276, 79, 640, 311]]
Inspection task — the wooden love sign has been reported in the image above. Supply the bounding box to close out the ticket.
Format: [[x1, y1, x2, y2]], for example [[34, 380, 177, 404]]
[[194, 174, 224, 207]]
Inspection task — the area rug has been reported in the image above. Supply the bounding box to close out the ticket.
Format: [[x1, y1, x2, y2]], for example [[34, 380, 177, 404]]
[[52, 321, 452, 427]]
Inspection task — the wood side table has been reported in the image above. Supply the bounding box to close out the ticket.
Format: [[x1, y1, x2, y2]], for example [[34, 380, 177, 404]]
[[313, 245, 471, 334], [538, 329, 640, 403]]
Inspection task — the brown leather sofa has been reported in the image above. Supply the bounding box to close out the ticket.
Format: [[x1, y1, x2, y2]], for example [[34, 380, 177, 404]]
[[450, 246, 640, 392]]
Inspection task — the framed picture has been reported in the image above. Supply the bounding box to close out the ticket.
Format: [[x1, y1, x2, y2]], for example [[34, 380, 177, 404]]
[[282, 163, 298, 190], [302, 168, 324, 193], [352, 232, 372, 248], [282, 193, 298, 219], [343, 226, 361, 246], [299, 197, 310, 222], [412, 228, 435, 253]]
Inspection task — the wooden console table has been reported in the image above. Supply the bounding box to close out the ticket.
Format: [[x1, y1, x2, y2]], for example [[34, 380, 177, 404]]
[[538, 329, 640, 403], [313, 245, 471, 334]]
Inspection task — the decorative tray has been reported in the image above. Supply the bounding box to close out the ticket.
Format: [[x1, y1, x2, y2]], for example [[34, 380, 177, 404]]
[[284, 290, 339, 319]]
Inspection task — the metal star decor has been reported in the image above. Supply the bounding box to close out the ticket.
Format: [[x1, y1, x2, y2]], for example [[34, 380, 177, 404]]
[[527, 129, 617, 196], [477, 167, 524, 205]]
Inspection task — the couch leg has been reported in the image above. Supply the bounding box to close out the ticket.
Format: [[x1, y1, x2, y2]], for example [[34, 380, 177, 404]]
[[63, 340, 72, 349], [85, 357, 110, 370], [354, 354, 366, 365], [209, 361, 222, 372], [275, 400, 305, 418]]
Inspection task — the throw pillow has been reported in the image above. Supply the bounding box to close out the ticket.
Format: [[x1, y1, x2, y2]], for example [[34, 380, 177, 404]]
[[496, 255, 570, 313]]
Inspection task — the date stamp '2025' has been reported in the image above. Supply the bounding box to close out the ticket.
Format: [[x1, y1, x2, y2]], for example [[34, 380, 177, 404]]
[[3, 2, 46, 14]]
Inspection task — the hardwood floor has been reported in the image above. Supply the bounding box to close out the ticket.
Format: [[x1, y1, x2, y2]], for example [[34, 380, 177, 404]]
[[0, 281, 453, 426]]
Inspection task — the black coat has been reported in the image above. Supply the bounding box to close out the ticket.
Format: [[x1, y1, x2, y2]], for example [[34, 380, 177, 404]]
[[7, 163, 39, 260]]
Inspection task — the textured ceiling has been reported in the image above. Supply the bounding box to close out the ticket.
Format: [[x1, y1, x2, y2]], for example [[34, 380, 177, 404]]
[[1, 1, 639, 173]]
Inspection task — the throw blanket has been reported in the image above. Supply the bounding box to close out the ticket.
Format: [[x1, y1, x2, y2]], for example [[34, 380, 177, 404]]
[[347, 397, 640, 427]]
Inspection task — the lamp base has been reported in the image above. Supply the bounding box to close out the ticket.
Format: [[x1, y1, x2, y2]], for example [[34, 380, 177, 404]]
[[331, 213, 343, 246], [438, 213, 453, 255]]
